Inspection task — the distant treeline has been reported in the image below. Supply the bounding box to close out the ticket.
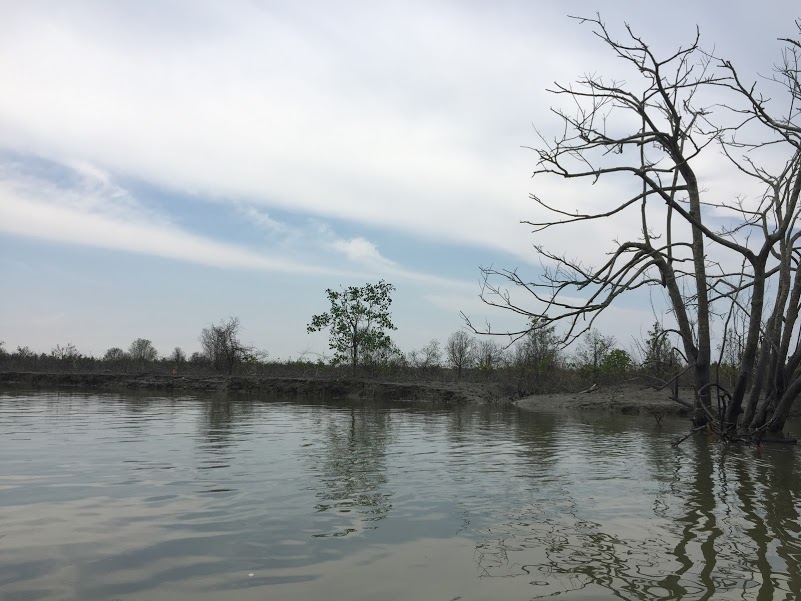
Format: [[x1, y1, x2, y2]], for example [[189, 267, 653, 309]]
[[0, 319, 722, 399]]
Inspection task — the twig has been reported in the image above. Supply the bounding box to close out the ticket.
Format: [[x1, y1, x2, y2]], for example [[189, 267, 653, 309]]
[[673, 424, 708, 446]]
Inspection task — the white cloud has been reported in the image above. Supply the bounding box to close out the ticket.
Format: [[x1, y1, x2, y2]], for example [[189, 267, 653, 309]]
[[331, 237, 395, 267], [240, 206, 288, 234], [0, 161, 479, 291], [0, 165, 333, 274], [3, 1, 784, 270], [0, 0, 593, 264], [1, 1, 797, 358]]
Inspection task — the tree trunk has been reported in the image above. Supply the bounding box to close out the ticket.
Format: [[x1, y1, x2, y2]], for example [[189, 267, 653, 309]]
[[729, 264, 767, 430], [683, 170, 713, 425], [763, 377, 801, 433]]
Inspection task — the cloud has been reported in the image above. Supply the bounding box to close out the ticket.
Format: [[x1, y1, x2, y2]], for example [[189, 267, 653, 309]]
[[0, 158, 481, 293], [0, 162, 333, 274], [331, 237, 395, 267], [0, 0, 593, 265], [239, 206, 288, 234], [2, 1, 795, 303]]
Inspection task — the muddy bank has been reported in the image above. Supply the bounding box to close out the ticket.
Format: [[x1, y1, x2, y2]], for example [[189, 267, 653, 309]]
[[517, 383, 801, 419], [7, 372, 786, 419], [515, 383, 695, 417], [0, 371, 496, 405]]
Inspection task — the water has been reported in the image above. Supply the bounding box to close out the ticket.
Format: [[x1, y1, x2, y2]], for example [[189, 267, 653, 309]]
[[1, 391, 800, 600]]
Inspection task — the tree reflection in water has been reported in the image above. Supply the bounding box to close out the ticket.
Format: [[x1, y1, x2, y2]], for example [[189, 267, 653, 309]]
[[472, 430, 801, 600], [300, 404, 393, 538]]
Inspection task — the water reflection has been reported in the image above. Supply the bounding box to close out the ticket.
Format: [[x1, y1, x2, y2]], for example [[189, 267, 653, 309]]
[[470, 414, 801, 600], [2, 393, 801, 600], [300, 403, 393, 537]]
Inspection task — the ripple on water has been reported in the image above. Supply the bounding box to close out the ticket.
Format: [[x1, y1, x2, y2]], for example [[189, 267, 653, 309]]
[[2, 392, 801, 600]]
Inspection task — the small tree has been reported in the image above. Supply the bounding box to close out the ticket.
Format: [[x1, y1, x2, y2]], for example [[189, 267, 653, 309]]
[[576, 330, 615, 383], [51, 343, 79, 362], [128, 338, 158, 365], [476, 339, 505, 372], [638, 322, 675, 381], [103, 347, 126, 362], [199, 317, 258, 375], [509, 319, 563, 394], [408, 339, 442, 371], [446, 331, 476, 381], [515, 318, 561, 368], [189, 351, 208, 366], [307, 281, 397, 375], [361, 341, 404, 372], [170, 347, 187, 365], [16, 346, 34, 359], [168, 347, 187, 374], [601, 349, 632, 381]]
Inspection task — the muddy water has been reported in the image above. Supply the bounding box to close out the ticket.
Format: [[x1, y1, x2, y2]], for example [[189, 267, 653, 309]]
[[1, 391, 800, 600]]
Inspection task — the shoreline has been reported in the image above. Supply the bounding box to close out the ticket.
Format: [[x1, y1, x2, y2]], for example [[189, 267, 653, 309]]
[[1, 371, 706, 417], [0, 371, 494, 405], [515, 383, 694, 417]]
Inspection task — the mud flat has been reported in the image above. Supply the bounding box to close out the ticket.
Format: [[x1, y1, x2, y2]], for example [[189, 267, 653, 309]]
[[515, 383, 694, 417]]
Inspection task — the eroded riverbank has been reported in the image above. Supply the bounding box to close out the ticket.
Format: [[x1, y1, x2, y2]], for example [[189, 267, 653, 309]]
[[0, 371, 706, 418], [0, 371, 493, 405]]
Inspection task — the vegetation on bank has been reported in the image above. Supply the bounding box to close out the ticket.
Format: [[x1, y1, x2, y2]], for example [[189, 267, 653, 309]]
[[0, 312, 720, 407]]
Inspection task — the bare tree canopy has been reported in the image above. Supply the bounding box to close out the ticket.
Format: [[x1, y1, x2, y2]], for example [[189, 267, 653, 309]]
[[128, 338, 158, 364], [446, 331, 476, 380], [470, 16, 801, 437], [200, 317, 260, 375]]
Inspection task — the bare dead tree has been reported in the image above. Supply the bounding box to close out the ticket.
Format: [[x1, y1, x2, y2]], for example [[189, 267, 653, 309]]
[[200, 317, 261, 375], [446, 331, 476, 381], [467, 15, 801, 436]]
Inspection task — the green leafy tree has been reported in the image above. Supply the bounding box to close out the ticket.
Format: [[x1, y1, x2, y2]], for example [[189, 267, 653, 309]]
[[576, 329, 615, 383], [307, 281, 397, 374], [511, 318, 562, 394], [360, 341, 403, 372], [602, 349, 632, 379], [516, 317, 561, 370], [641, 322, 674, 380]]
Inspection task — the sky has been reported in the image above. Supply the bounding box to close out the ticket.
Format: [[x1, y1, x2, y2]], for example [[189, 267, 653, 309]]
[[1, 0, 798, 361]]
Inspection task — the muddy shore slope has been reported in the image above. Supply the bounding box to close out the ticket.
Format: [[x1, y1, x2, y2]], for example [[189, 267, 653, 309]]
[[0, 371, 493, 405], [515, 383, 692, 416], [6, 372, 790, 419]]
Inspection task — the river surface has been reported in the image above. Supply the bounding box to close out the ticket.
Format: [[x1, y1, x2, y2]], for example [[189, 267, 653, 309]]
[[1, 391, 800, 600]]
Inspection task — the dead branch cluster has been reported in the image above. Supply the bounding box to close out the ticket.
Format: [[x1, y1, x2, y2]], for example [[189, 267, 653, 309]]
[[468, 15, 801, 438]]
